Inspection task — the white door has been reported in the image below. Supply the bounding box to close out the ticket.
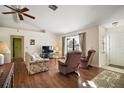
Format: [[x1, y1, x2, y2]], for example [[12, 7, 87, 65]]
[[109, 32, 124, 66]]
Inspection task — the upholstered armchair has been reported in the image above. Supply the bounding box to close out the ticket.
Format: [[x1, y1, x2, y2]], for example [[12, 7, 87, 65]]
[[58, 51, 82, 75], [80, 50, 96, 69], [25, 52, 49, 75]]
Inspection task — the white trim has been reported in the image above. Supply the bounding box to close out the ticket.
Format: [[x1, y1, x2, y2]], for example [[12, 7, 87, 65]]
[[101, 65, 124, 74]]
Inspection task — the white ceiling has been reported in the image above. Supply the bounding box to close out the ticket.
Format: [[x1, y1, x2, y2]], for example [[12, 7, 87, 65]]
[[0, 5, 124, 35]]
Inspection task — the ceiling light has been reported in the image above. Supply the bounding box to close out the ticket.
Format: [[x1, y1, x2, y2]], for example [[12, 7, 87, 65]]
[[112, 22, 119, 27]]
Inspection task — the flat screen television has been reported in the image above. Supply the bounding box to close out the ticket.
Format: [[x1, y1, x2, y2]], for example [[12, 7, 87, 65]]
[[42, 46, 53, 53]]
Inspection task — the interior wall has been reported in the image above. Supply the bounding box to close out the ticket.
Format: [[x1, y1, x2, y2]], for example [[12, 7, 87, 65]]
[[85, 26, 99, 67], [0, 27, 57, 63], [59, 26, 99, 67], [56, 36, 62, 56]]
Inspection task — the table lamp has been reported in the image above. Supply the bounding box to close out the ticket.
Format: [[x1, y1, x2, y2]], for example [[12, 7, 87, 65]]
[[0, 41, 10, 65]]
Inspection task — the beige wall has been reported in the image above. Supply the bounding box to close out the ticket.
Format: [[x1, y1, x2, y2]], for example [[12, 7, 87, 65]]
[[0, 27, 57, 63], [86, 27, 99, 67], [59, 26, 99, 67], [0, 26, 100, 66]]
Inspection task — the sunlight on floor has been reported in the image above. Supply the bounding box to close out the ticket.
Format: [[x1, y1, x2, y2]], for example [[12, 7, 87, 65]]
[[82, 80, 97, 88]]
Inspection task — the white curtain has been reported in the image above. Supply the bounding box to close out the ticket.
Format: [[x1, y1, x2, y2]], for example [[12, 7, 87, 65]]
[[62, 36, 65, 56], [79, 32, 86, 57]]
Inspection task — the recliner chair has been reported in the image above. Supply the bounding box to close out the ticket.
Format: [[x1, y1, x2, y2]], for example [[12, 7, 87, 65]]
[[80, 50, 96, 69], [58, 51, 82, 75]]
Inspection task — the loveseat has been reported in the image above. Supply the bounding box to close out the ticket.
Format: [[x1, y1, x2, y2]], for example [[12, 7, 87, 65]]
[[25, 52, 49, 75]]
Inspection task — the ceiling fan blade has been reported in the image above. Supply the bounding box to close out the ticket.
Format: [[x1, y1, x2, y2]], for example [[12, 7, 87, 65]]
[[2, 12, 16, 14], [18, 13, 24, 20], [4, 5, 17, 11], [23, 13, 35, 19], [20, 7, 29, 13]]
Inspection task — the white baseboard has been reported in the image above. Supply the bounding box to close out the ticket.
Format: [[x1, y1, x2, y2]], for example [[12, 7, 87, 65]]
[[101, 65, 124, 74], [91, 64, 99, 68]]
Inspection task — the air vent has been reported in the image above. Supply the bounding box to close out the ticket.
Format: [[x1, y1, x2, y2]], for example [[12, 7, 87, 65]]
[[49, 5, 58, 11]]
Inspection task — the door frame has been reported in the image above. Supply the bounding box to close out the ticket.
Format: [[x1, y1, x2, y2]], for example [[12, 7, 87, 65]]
[[10, 35, 24, 60]]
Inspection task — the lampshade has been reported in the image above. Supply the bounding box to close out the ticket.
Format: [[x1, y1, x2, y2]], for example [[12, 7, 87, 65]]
[[55, 47, 59, 51], [0, 41, 10, 54]]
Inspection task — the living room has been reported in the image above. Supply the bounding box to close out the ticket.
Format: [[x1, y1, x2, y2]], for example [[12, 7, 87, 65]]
[[0, 2, 124, 90]]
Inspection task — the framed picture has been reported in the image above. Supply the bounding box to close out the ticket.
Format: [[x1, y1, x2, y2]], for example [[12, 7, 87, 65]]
[[30, 39, 35, 45]]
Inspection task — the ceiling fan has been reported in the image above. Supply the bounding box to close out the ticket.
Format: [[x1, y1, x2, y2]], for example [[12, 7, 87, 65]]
[[2, 5, 35, 21]]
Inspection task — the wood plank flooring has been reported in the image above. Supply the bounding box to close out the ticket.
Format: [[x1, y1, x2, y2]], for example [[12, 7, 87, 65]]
[[14, 60, 103, 88]]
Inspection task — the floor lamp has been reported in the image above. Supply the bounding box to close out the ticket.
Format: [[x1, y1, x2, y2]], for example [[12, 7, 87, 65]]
[[0, 41, 10, 65]]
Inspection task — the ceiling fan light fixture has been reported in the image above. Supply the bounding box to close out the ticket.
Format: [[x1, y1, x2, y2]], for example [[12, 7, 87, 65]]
[[2, 5, 35, 21], [49, 5, 58, 11]]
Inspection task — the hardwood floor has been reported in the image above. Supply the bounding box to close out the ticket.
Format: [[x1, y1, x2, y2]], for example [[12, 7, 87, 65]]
[[13, 60, 103, 88]]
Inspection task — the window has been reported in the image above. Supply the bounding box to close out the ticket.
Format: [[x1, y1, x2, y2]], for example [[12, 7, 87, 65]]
[[64, 35, 80, 55]]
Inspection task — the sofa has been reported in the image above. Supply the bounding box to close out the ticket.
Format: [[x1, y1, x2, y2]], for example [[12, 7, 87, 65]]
[[25, 52, 49, 75]]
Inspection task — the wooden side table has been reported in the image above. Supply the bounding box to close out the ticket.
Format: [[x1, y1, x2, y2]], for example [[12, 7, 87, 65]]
[[52, 56, 65, 64], [0, 62, 14, 88]]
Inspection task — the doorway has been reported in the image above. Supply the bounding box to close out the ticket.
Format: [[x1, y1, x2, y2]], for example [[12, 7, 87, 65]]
[[103, 27, 124, 73], [107, 31, 124, 69], [10, 35, 24, 61]]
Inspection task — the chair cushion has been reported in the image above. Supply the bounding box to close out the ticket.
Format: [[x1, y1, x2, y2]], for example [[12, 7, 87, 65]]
[[31, 55, 37, 61], [31, 53, 43, 61], [58, 59, 65, 63], [34, 53, 41, 59], [80, 58, 88, 62], [29, 61, 49, 75]]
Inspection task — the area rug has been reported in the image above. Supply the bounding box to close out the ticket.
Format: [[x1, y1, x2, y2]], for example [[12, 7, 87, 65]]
[[91, 70, 124, 88]]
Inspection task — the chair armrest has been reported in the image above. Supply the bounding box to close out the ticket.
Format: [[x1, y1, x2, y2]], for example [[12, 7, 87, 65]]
[[58, 59, 65, 63], [81, 55, 86, 58], [59, 62, 67, 66], [29, 61, 36, 64], [80, 58, 85, 60], [80, 58, 88, 62], [58, 59, 67, 67], [60, 56, 65, 59]]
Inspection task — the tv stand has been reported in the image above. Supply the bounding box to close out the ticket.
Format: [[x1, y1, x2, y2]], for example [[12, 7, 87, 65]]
[[40, 52, 53, 58]]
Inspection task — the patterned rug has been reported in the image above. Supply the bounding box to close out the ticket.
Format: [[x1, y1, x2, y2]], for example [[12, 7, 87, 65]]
[[91, 70, 124, 88]]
